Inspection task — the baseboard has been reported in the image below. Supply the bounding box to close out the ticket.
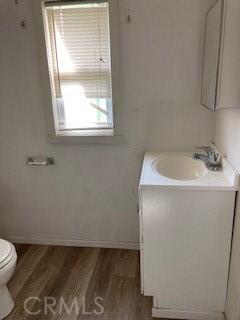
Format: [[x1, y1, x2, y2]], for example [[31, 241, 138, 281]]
[[152, 308, 225, 320], [6, 236, 140, 250]]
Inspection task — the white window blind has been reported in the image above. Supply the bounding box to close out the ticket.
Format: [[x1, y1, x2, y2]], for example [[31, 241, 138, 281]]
[[44, 0, 113, 133]]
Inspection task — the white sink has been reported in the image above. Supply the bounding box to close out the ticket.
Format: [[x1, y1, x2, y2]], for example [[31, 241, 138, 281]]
[[140, 151, 238, 190], [152, 155, 207, 181]]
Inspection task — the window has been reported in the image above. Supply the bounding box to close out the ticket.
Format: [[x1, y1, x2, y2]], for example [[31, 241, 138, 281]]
[[42, 0, 115, 137]]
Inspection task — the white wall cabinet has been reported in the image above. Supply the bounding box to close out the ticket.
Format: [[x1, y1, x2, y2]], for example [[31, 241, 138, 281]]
[[201, 0, 240, 111]]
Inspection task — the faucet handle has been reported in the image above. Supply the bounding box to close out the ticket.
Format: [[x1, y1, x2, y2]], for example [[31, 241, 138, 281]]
[[195, 146, 214, 155], [195, 146, 213, 152], [195, 146, 219, 161]]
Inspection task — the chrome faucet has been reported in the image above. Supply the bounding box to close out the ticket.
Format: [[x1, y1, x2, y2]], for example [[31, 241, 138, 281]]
[[193, 146, 222, 171]]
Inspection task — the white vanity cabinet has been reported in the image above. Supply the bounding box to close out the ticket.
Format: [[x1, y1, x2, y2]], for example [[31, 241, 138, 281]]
[[139, 152, 238, 320], [201, 0, 240, 111]]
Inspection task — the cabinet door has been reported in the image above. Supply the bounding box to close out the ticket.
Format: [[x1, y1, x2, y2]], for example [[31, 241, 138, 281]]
[[141, 189, 235, 312], [139, 211, 144, 294], [201, 0, 223, 111], [217, 0, 240, 109]]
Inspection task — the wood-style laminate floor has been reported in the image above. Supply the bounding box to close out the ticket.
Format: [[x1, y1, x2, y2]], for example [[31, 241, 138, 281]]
[[6, 245, 154, 320]]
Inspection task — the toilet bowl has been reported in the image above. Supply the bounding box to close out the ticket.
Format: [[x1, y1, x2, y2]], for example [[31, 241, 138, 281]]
[[0, 239, 17, 319]]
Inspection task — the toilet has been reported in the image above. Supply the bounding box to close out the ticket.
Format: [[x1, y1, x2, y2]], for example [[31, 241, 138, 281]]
[[0, 239, 17, 319]]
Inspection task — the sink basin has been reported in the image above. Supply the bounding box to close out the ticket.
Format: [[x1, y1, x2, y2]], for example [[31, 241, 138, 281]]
[[140, 151, 238, 190], [152, 155, 207, 181]]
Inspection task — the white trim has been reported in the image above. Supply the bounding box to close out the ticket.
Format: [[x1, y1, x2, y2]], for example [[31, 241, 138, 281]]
[[6, 236, 139, 250], [152, 308, 226, 320], [47, 133, 124, 144], [56, 129, 114, 137]]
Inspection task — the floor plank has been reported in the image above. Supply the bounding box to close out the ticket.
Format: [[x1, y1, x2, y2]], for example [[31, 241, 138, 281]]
[[6, 245, 154, 320]]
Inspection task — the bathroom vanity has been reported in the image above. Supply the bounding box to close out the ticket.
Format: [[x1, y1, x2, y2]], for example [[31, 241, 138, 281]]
[[139, 152, 238, 320]]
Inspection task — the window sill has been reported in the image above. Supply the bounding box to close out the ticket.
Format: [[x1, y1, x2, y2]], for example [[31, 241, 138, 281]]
[[57, 129, 114, 137], [48, 130, 124, 144]]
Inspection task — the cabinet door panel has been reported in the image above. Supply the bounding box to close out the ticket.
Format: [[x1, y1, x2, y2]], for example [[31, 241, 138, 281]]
[[142, 189, 234, 312], [139, 211, 144, 294], [217, 0, 240, 109], [201, 0, 222, 111]]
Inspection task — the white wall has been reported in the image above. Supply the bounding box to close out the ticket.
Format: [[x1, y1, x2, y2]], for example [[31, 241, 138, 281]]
[[0, 0, 213, 247], [214, 110, 240, 320]]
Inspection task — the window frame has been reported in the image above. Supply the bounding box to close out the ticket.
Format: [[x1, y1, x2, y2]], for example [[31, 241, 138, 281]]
[[36, 0, 122, 144]]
